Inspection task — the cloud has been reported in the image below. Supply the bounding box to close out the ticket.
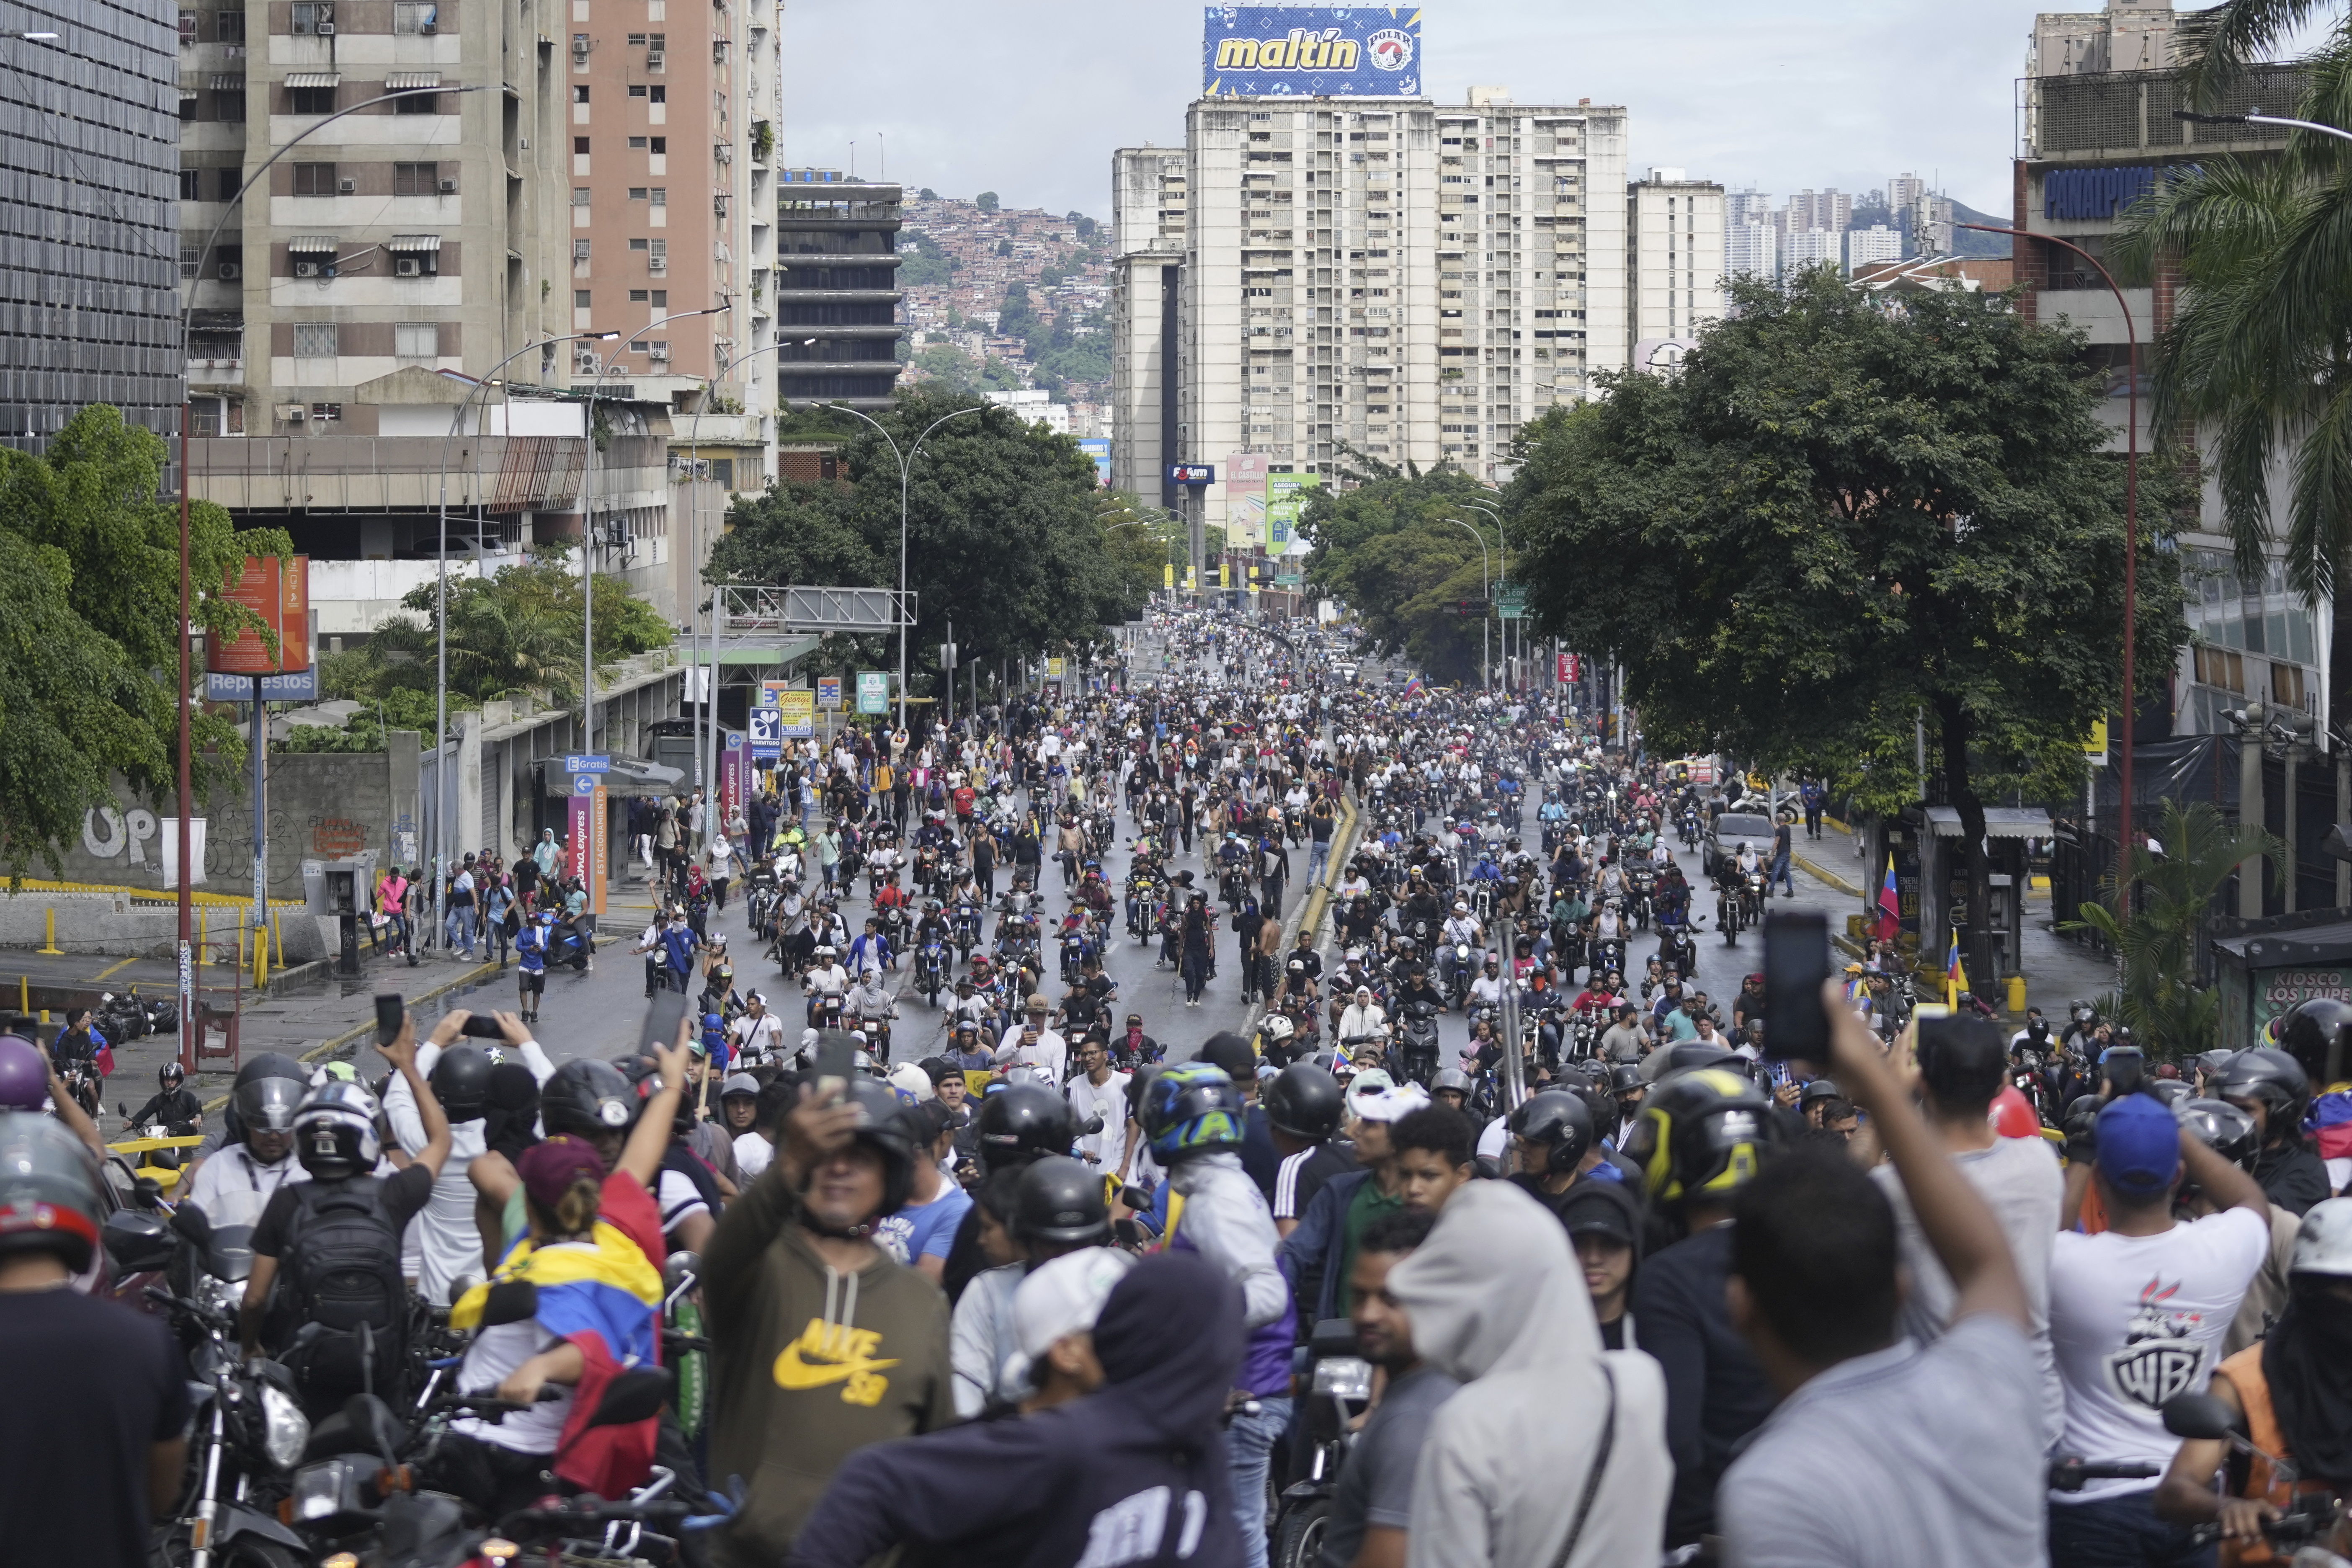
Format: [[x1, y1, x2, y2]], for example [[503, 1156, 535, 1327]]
[[776, 0, 2203, 218]]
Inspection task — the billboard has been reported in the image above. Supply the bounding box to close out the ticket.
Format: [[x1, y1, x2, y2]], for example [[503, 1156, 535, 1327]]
[[1077, 437, 1112, 487], [1203, 6, 1423, 98], [209, 555, 311, 675], [1224, 452, 1271, 547], [1266, 470, 1321, 552]]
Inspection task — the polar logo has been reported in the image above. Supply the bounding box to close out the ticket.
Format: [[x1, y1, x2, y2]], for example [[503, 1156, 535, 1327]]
[[1367, 27, 1413, 72]]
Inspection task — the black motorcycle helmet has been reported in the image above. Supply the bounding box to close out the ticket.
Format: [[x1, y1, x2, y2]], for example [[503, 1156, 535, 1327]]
[[1012, 1155, 1111, 1247], [2178, 1098, 2262, 1173], [1509, 1090, 1594, 1176], [1622, 1068, 1782, 1207], [2215, 1048, 2312, 1143], [541, 1058, 638, 1138], [975, 1081, 1077, 1172], [1264, 1062, 1344, 1142], [158, 1060, 186, 1093], [833, 1078, 920, 1222], [429, 1044, 498, 1123], [230, 1052, 309, 1137], [2274, 997, 2352, 1091], [0, 1113, 103, 1272]]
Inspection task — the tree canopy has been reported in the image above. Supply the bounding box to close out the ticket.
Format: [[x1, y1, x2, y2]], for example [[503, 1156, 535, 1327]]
[[1298, 460, 1496, 683], [1512, 270, 2190, 978], [0, 405, 291, 876], [709, 388, 1153, 694]]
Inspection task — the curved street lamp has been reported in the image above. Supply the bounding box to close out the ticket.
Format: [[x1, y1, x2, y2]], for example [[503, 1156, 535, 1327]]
[[1444, 516, 1493, 689], [821, 400, 984, 729]]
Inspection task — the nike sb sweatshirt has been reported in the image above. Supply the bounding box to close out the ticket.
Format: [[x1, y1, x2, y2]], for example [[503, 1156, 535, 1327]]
[[704, 1158, 956, 1568]]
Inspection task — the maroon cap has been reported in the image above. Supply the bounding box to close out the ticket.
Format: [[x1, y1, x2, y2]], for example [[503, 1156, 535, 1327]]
[[518, 1135, 605, 1214]]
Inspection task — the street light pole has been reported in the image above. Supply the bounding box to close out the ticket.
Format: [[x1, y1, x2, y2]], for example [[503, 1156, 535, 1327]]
[[579, 304, 729, 762], [425, 330, 615, 950], [822, 401, 983, 730], [1465, 498, 1507, 688], [1960, 221, 2140, 901], [173, 80, 485, 1060], [1445, 516, 1491, 689]]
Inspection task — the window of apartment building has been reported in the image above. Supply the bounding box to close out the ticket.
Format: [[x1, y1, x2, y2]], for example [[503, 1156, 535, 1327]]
[[629, 237, 647, 250], [311, 403, 342, 422], [572, 187, 592, 206], [290, 83, 334, 113], [2275, 663, 2307, 709], [647, 32, 664, 57], [179, 242, 201, 279], [627, 187, 647, 201], [648, 85, 665, 103], [179, 8, 199, 40], [573, 239, 591, 263], [179, 169, 202, 201], [626, 32, 645, 44], [648, 136, 664, 154], [215, 86, 245, 120], [649, 290, 666, 307], [573, 85, 589, 103], [392, 1, 437, 31], [217, 166, 241, 199], [394, 322, 438, 358], [648, 187, 665, 207], [640, 339, 669, 360], [628, 136, 646, 148], [293, 322, 339, 357], [629, 85, 646, 98], [575, 289, 591, 308], [629, 289, 647, 302], [574, 136, 590, 154], [180, 90, 198, 121], [215, 245, 241, 278], [648, 239, 665, 264], [290, 4, 331, 34], [396, 88, 438, 113], [292, 162, 338, 196], [394, 161, 439, 196], [215, 8, 243, 40]]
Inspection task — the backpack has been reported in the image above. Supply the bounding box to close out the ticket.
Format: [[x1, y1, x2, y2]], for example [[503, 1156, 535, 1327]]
[[279, 1179, 407, 1343]]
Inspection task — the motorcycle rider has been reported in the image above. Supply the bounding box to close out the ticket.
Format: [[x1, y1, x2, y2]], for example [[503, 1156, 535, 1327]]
[[1138, 1063, 1295, 1568], [184, 1052, 311, 1214], [0, 1114, 191, 1568], [124, 1060, 203, 1138], [2217, 1048, 2334, 1215], [1319, 1206, 1449, 1568]]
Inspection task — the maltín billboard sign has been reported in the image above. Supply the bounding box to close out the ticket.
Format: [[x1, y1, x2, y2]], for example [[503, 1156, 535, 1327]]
[[1202, 6, 1423, 98]]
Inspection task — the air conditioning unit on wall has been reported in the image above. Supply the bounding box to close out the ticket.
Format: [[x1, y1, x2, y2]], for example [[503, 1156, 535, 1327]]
[[217, 261, 240, 279], [395, 256, 422, 276], [294, 260, 319, 277]]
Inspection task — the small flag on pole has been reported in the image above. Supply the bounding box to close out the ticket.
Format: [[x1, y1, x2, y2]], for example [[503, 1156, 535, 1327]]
[[1945, 929, 1969, 1008], [1875, 856, 1901, 941]]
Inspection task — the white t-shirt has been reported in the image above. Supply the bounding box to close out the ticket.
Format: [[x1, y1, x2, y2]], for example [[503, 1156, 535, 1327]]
[[1872, 1132, 2066, 1449], [995, 1025, 1068, 1085], [387, 1039, 558, 1306], [1067, 1070, 1133, 1178], [655, 1168, 712, 1240], [454, 1315, 573, 1454], [2048, 1205, 2270, 1498], [186, 1142, 309, 1217], [734, 1130, 774, 1179], [730, 1012, 785, 1062]]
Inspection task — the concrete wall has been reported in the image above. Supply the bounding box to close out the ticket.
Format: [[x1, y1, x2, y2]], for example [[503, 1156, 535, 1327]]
[[52, 731, 421, 901]]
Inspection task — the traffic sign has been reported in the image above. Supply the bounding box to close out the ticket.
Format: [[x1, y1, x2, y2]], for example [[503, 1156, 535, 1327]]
[[939, 642, 958, 669], [817, 676, 842, 710], [857, 671, 889, 715], [205, 669, 320, 702], [565, 753, 611, 775], [1495, 584, 1529, 620]]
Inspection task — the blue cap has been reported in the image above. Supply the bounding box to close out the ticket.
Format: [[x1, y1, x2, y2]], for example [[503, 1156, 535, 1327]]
[[2097, 1093, 2182, 1195]]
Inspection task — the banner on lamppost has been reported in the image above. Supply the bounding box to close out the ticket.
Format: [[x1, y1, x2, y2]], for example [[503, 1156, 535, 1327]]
[[719, 731, 746, 827]]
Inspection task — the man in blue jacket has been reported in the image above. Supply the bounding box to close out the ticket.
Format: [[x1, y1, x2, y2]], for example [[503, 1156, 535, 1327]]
[[786, 1251, 1246, 1568]]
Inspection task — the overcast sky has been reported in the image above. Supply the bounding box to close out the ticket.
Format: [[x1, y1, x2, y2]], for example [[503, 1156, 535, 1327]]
[[779, 0, 2108, 219]]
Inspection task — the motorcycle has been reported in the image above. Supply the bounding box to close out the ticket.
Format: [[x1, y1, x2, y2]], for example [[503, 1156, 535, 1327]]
[[807, 990, 847, 1031], [1442, 941, 1476, 1011], [913, 936, 949, 1008], [1271, 1318, 1374, 1568], [951, 902, 984, 963], [1391, 1002, 1442, 1088]]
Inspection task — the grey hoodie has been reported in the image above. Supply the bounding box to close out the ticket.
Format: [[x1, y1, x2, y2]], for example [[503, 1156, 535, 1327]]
[[1389, 1182, 1672, 1568]]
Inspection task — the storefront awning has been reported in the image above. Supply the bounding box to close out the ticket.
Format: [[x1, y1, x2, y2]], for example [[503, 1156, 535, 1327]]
[[283, 72, 340, 88]]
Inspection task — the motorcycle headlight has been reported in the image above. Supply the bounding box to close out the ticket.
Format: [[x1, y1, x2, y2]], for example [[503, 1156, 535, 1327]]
[[1312, 1355, 1374, 1400], [259, 1382, 310, 1470]]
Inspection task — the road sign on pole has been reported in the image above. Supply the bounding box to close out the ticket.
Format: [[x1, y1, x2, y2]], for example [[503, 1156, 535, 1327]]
[[817, 676, 843, 710], [748, 708, 781, 758], [856, 671, 889, 715]]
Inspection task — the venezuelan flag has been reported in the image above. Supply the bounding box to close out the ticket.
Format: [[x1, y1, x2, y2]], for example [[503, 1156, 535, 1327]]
[[1945, 929, 1969, 1008], [1403, 676, 1425, 696], [2313, 1087, 2352, 1164], [451, 1219, 663, 1496], [1875, 856, 1901, 942]]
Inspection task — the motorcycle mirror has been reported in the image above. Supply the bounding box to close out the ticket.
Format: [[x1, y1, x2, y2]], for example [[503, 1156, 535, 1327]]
[[587, 1366, 673, 1429], [117, 1101, 128, 1121], [663, 1250, 702, 1299], [1308, 1316, 1362, 1359], [2161, 1392, 2237, 1442], [480, 1279, 540, 1327], [446, 1274, 481, 1306]]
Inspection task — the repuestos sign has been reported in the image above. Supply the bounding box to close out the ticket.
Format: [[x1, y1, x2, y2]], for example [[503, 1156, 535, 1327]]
[[1203, 6, 1423, 97]]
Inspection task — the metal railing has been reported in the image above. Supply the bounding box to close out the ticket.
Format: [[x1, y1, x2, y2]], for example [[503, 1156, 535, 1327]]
[[2023, 63, 2306, 158]]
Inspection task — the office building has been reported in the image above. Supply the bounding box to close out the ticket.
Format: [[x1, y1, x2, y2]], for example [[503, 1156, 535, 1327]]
[[1844, 223, 1903, 273], [2019, 0, 2309, 741], [774, 173, 903, 409], [0, 10, 179, 455], [1111, 85, 1631, 533], [1627, 168, 1724, 351]]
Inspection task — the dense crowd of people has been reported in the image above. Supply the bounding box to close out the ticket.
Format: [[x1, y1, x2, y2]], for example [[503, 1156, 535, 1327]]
[[5, 606, 2352, 1568]]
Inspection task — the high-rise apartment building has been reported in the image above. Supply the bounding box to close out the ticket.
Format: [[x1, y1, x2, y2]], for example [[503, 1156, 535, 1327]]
[[1844, 223, 1903, 273], [1627, 168, 1724, 352], [1784, 227, 1842, 274], [0, 11, 179, 456], [1112, 147, 1187, 256], [1782, 188, 1852, 236], [773, 173, 903, 409], [1724, 218, 1777, 284], [1725, 187, 1773, 230], [1111, 87, 1630, 534]]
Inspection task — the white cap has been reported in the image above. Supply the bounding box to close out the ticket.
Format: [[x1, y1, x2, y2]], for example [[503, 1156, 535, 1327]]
[[1346, 1070, 1429, 1123], [1004, 1248, 1136, 1393], [888, 1063, 935, 1102]]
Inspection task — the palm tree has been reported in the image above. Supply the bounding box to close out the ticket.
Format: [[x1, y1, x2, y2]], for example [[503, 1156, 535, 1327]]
[[2066, 800, 2284, 1055]]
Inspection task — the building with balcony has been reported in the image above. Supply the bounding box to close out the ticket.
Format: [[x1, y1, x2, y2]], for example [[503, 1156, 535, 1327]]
[[2017, 0, 2312, 742], [0, 9, 180, 456], [774, 171, 903, 410]]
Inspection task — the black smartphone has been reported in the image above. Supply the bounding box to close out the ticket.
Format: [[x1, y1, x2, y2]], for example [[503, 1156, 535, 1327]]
[[374, 993, 405, 1047], [459, 1014, 506, 1039], [645, 986, 691, 1055], [813, 1032, 856, 1096], [1761, 911, 1830, 1062]]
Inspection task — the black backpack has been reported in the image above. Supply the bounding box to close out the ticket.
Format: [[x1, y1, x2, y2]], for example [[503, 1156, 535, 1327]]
[[279, 1179, 407, 1342]]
